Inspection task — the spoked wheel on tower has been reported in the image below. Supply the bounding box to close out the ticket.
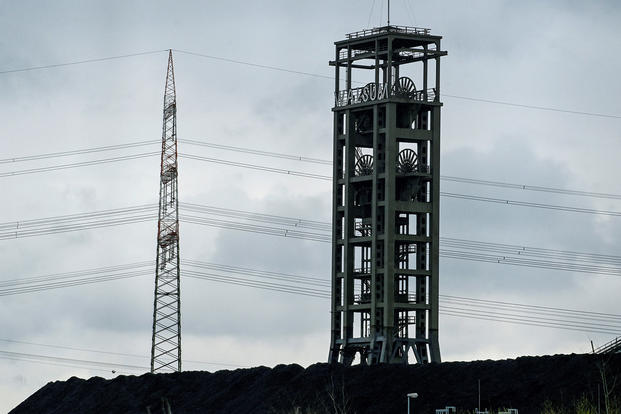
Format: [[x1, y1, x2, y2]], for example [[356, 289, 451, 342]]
[[397, 149, 418, 173], [392, 77, 416, 98], [355, 154, 374, 176]]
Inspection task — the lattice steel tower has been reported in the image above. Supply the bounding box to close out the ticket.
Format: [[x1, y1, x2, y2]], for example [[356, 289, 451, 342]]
[[328, 26, 446, 365], [151, 50, 181, 373]]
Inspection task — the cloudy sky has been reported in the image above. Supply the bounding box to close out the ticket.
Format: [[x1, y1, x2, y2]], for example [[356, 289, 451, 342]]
[[1, 0, 621, 410]]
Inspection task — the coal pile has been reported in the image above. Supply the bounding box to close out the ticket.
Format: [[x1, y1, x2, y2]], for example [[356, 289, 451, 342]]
[[10, 353, 621, 414]]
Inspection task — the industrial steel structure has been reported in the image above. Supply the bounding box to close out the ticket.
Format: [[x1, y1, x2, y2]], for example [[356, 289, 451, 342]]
[[151, 50, 182, 373], [328, 26, 446, 365]]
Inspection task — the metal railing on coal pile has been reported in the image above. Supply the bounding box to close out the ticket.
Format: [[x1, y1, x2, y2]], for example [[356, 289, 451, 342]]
[[594, 336, 621, 354]]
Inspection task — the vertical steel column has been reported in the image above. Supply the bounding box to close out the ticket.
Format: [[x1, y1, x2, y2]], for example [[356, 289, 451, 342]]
[[428, 39, 443, 362], [329, 44, 343, 364], [151, 50, 182, 373]]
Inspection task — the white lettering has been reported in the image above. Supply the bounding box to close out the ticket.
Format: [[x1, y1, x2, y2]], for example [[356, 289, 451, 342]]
[[378, 84, 388, 100], [361, 85, 370, 102], [369, 84, 377, 100], [347, 89, 354, 105], [338, 83, 387, 107]]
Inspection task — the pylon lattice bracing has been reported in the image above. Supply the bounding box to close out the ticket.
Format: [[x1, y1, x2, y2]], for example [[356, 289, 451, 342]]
[[151, 50, 182, 373]]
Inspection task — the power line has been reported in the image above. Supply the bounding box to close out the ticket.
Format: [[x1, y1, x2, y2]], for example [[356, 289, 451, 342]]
[[0, 140, 159, 164], [441, 175, 621, 201], [182, 140, 621, 201], [440, 302, 621, 331], [181, 153, 332, 181], [6, 148, 621, 218], [0, 349, 146, 371], [440, 305, 621, 332], [173, 49, 334, 80], [0, 151, 158, 178], [187, 270, 621, 336], [6, 202, 621, 278], [189, 269, 621, 328], [1, 49, 618, 120], [442, 93, 621, 120], [442, 237, 621, 266], [181, 202, 330, 231], [6, 139, 621, 203], [185, 271, 329, 299], [182, 154, 621, 217], [0, 261, 152, 287], [440, 310, 621, 336], [5, 147, 617, 234], [182, 263, 621, 325], [0, 338, 244, 368], [441, 295, 621, 321], [185, 212, 621, 278], [182, 214, 330, 243], [441, 191, 621, 218], [181, 139, 332, 165], [0, 50, 167, 75], [0, 350, 147, 372], [0, 204, 156, 240], [184, 260, 329, 288], [0, 353, 135, 374], [0, 203, 154, 231], [174, 48, 620, 120], [440, 250, 621, 277], [4, 202, 621, 278], [3, 259, 620, 335], [0, 269, 149, 296]]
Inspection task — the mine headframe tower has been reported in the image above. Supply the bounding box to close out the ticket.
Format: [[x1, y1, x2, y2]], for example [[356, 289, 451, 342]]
[[151, 50, 181, 373], [328, 26, 446, 365]]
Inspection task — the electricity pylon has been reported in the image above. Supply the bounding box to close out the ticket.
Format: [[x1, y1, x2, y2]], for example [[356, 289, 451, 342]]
[[150, 49, 181, 373]]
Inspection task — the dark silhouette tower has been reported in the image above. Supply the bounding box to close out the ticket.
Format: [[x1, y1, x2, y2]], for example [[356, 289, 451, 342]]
[[151, 50, 181, 373], [328, 26, 446, 365]]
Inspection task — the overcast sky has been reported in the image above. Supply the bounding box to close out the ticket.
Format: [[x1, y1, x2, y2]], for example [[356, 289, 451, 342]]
[[1, 0, 621, 411]]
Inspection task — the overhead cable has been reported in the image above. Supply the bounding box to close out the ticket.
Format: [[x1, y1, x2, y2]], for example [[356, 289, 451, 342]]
[[0, 338, 244, 368], [1, 49, 617, 119], [0, 152, 158, 177], [0, 140, 159, 164], [3, 203, 621, 278], [5, 139, 621, 203], [3, 260, 621, 335], [173, 48, 621, 120], [0, 50, 167, 75]]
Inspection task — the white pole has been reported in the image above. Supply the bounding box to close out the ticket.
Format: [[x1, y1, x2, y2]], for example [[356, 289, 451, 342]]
[[407, 393, 418, 414]]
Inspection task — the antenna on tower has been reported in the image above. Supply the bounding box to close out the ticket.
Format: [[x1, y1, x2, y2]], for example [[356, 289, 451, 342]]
[[388, 0, 390, 26], [150, 49, 182, 373]]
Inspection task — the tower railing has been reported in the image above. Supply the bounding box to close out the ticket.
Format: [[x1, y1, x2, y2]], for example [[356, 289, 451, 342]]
[[338, 43, 438, 60], [345, 25, 431, 39]]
